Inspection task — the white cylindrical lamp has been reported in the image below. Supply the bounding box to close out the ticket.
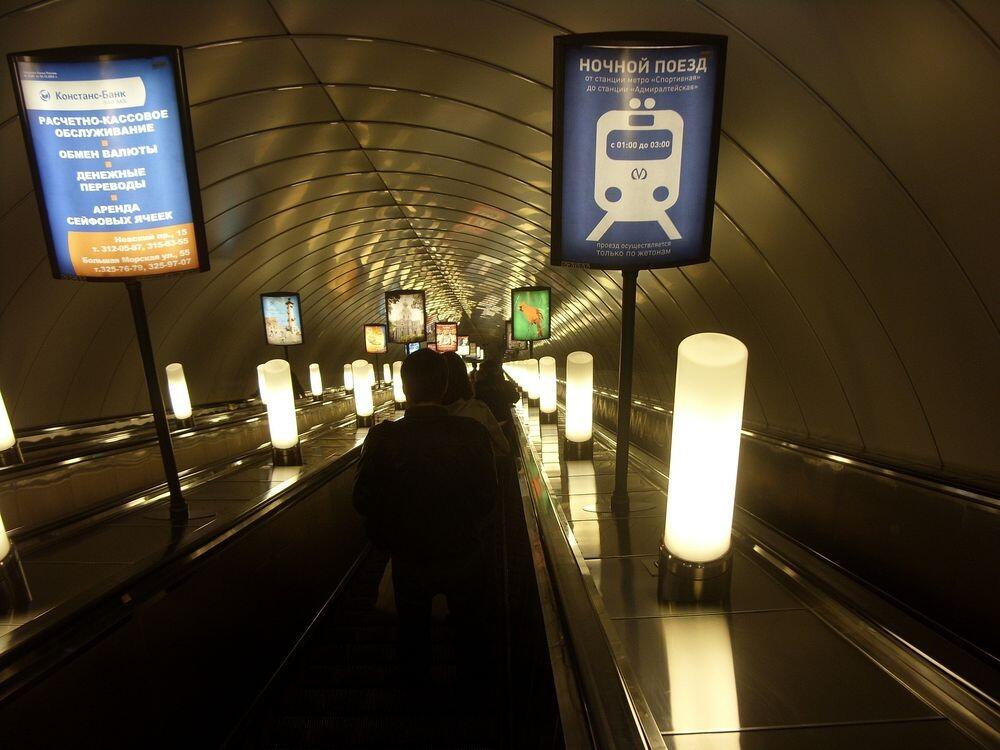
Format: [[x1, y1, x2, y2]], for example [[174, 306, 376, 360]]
[[343, 363, 354, 393], [392, 361, 405, 409], [525, 358, 540, 407], [309, 363, 323, 400], [0, 388, 23, 467], [0, 505, 30, 614], [165, 363, 194, 429], [539, 356, 558, 424], [367, 363, 375, 389], [382, 363, 391, 385], [353, 359, 374, 427], [262, 358, 302, 466], [564, 352, 593, 460], [659, 333, 748, 603], [257, 364, 269, 404]]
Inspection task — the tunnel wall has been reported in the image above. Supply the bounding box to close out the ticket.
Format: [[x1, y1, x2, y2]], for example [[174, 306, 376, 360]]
[[0, 3, 997, 489]]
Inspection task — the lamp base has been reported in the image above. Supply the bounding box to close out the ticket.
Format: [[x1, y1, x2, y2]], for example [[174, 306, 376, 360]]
[[356, 414, 374, 428], [540, 410, 558, 424], [527, 397, 539, 408], [312, 394, 323, 402], [174, 416, 195, 430], [0, 443, 24, 467], [394, 401, 406, 411], [272, 444, 303, 467], [563, 438, 593, 460], [0, 545, 31, 614], [657, 544, 733, 603]]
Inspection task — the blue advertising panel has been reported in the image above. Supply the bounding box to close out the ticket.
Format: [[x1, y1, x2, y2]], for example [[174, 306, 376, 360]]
[[261, 292, 303, 346], [552, 33, 727, 269], [8, 46, 208, 280]]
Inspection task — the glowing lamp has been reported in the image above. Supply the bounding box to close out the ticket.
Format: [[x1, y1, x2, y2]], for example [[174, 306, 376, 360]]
[[309, 363, 323, 400], [659, 333, 748, 603], [343, 363, 354, 392], [353, 359, 374, 427], [392, 361, 405, 409], [564, 351, 593, 460], [539, 356, 557, 424], [261, 358, 302, 466], [0, 505, 30, 613], [257, 364, 268, 404], [525, 358, 540, 407], [0, 387, 23, 467], [382, 363, 391, 384], [367, 363, 375, 388], [165, 363, 194, 428]]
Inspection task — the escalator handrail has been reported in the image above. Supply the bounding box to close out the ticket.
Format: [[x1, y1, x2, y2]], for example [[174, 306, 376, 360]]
[[512, 413, 665, 750]]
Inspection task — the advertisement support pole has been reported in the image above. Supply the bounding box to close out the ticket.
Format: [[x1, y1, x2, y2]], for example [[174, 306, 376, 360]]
[[125, 280, 188, 524], [282, 345, 305, 398], [529, 340, 534, 359], [612, 269, 639, 507]]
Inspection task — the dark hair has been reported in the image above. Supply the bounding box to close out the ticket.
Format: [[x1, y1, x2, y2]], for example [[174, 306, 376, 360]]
[[440, 352, 473, 404], [401, 349, 448, 404]]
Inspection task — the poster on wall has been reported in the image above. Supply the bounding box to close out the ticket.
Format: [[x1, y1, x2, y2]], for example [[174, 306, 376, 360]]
[[506, 320, 528, 351], [405, 342, 420, 355], [469, 342, 478, 358], [385, 289, 426, 344], [551, 32, 727, 270], [8, 45, 209, 280], [457, 336, 470, 356], [261, 292, 303, 346], [364, 323, 387, 354], [435, 322, 458, 352], [511, 286, 551, 341]]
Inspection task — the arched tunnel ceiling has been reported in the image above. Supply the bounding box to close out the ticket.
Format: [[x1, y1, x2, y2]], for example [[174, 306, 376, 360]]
[[0, 0, 998, 490]]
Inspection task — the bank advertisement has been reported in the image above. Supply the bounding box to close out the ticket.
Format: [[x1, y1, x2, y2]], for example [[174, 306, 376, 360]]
[[385, 290, 426, 344], [9, 46, 208, 280], [506, 320, 528, 351], [552, 33, 727, 269], [261, 292, 303, 346], [435, 322, 458, 352], [511, 286, 551, 341], [364, 323, 387, 354]]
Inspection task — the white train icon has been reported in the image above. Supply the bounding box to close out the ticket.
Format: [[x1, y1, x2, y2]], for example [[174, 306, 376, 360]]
[[587, 97, 684, 242]]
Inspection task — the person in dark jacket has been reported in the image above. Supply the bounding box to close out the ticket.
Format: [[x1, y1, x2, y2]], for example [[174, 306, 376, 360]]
[[473, 359, 520, 426], [353, 349, 499, 684]]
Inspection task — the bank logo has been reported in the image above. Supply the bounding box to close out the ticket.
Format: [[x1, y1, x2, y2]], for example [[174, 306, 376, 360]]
[[39, 89, 51, 102]]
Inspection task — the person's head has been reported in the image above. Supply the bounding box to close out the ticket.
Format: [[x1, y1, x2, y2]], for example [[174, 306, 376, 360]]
[[401, 349, 448, 405], [440, 352, 473, 404], [476, 359, 503, 384]]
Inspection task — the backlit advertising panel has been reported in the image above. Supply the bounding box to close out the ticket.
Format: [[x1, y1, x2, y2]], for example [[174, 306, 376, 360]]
[[457, 336, 470, 356], [364, 323, 387, 354], [511, 286, 551, 341], [261, 292, 303, 346], [405, 342, 420, 355], [385, 290, 426, 344], [435, 322, 458, 353], [506, 320, 528, 351], [9, 45, 208, 280], [552, 33, 727, 270], [469, 342, 478, 358]]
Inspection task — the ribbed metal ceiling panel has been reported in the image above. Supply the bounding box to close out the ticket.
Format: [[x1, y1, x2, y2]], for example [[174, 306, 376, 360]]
[[0, 0, 997, 489]]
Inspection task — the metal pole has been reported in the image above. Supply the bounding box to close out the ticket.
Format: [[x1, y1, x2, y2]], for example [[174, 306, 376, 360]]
[[612, 269, 639, 505], [125, 280, 188, 524], [529, 340, 534, 359]]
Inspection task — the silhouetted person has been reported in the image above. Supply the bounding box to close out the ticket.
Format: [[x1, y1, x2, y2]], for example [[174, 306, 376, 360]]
[[353, 349, 499, 686], [474, 359, 520, 428], [440, 352, 510, 461]]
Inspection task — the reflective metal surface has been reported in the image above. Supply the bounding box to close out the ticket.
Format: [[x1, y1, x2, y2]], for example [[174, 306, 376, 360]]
[[517, 403, 995, 747]]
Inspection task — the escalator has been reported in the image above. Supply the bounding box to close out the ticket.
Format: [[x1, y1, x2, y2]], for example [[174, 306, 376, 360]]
[[231, 547, 504, 749]]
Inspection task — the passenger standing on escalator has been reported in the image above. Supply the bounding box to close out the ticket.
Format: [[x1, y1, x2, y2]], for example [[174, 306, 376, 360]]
[[440, 352, 510, 464], [473, 359, 520, 444], [352, 349, 500, 688]]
